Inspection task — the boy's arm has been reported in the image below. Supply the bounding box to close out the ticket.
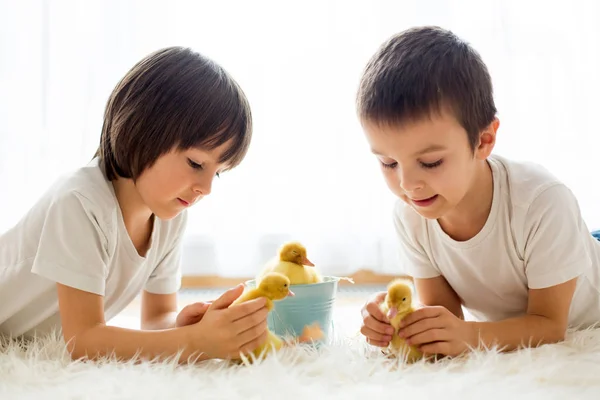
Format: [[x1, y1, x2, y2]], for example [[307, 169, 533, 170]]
[[57, 283, 202, 362], [469, 278, 577, 350], [413, 276, 464, 319], [474, 183, 589, 349], [141, 291, 178, 330]]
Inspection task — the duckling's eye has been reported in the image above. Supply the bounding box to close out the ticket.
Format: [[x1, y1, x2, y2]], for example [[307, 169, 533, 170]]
[[402, 297, 406, 301], [284, 283, 288, 287]]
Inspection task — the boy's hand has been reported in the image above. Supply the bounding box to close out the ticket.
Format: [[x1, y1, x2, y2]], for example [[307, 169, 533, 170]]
[[360, 291, 394, 347], [190, 285, 269, 360], [175, 301, 212, 327], [397, 306, 476, 357]]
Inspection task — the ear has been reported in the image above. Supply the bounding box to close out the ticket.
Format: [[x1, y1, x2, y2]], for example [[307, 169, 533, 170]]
[[475, 118, 499, 160]]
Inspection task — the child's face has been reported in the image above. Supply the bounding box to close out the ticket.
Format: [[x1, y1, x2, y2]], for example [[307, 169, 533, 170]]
[[361, 110, 496, 220], [134, 142, 231, 220]]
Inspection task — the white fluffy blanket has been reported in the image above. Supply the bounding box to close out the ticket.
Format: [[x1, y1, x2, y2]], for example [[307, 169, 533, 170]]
[[2, 314, 600, 399]]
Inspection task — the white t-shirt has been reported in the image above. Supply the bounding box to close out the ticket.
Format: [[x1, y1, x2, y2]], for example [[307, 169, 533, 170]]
[[0, 158, 187, 337], [394, 154, 600, 329]]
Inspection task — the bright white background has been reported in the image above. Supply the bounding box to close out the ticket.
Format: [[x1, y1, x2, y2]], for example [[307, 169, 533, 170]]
[[1, 0, 599, 277]]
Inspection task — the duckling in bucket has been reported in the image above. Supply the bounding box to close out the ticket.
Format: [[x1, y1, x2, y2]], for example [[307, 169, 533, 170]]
[[257, 241, 322, 285]]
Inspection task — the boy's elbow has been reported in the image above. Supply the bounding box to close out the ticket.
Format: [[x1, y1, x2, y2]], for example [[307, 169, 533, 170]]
[[540, 318, 567, 344], [62, 324, 105, 361], [550, 326, 566, 343]]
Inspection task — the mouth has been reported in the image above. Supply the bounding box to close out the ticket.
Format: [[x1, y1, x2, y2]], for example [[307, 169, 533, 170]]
[[410, 195, 438, 207], [177, 198, 190, 207], [287, 290, 295, 297]]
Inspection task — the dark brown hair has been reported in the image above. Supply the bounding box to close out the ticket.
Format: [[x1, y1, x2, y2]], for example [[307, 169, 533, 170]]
[[356, 26, 496, 150], [96, 46, 252, 181]]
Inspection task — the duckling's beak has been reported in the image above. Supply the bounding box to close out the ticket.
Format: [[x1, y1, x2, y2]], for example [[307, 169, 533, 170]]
[[387, 307, 398, 320], [301, 256, 315, 267], [287, 290, 295, 297]]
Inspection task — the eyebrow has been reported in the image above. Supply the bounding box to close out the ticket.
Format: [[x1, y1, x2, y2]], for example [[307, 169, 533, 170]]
[[371, 144, 447, 157]]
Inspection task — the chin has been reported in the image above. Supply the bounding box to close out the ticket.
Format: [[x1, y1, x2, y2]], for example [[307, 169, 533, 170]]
[[412, 208, 443, 220], [409, 200, 450, 220], [151, 208, 183, 221]]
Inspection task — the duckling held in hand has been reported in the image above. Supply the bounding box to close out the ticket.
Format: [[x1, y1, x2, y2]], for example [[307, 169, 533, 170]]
[[257, 241, 322, 285], [230, 272, 294, 360], [379, 278, 423, 363]]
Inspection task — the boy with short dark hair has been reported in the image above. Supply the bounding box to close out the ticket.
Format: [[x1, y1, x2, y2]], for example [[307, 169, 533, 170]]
[[358, 26, 600, 356]]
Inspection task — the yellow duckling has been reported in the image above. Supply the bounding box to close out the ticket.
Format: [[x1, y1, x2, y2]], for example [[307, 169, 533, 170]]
[[230, 272, 294, 360], [379, 278, 423, 363], [257, 241, 322, 285]]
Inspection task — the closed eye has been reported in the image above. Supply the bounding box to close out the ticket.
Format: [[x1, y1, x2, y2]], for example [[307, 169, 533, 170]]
[[188, 158, 203, 170], [189, 158, 221, 178], [379, 160, 398, 169], [420, 159, 443, 169]]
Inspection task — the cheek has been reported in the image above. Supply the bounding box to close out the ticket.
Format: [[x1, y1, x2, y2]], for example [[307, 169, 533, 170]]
[[381, 169, 404, 197], [435, 161, 472, 197], [137, 169, 183, 201]]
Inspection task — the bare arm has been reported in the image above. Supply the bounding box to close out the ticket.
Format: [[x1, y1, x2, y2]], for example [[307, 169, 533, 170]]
[[141, 291, 178, 330], [413, 276, 464, 319], [57, 283, 201, 363], [399, 278, 577, 356], [468, 278, 577, 351]]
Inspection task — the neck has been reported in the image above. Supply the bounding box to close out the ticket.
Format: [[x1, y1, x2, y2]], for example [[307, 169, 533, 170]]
[[437, 159, 493, 241], [112, 177, 154, 232]]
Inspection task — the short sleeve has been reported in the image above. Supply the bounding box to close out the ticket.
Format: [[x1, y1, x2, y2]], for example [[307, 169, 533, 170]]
[[393, 202, 441, 279], [30, 192, 110, 295], [144, 211, 188, 294], [524, 184, 591, 289]]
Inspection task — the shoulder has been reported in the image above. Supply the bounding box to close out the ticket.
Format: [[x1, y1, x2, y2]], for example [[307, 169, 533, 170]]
[[45, 159, 119, 236], [489, 154, 564, 208], [491, 155, 586, 247], [489, 154, 580, 218]]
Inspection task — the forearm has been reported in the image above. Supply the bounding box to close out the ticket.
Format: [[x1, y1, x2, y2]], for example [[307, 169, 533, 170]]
[[141, 311, 178, 330], [68, 323, 206, 363], [468, 314, 566, 352]]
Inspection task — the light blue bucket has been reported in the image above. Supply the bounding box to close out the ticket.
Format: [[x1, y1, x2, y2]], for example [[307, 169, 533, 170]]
[[244, 276, 340, 345]]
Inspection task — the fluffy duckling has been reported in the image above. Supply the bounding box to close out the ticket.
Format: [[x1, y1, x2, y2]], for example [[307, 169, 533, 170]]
[[230, 272, 324, 362], [257, 241, 322, 285], [379, 278, 423, 363], [230, 272, 294, 360]]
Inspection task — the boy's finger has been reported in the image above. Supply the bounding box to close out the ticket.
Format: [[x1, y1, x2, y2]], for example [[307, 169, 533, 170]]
[[185, 302, 210, 315], [227, 297, 267, 321], [238, 329, 269, 357], [236, 315, 268, 346], [364, 301, 390, 324], [363, 314, 394, 336], [360, 325, 392, 344], [209, 284, 245, 310], [399, 307, 437, 327], [366, 337, 391, 348], [372, 291, 387, 303], [232, 306, 269, 334]]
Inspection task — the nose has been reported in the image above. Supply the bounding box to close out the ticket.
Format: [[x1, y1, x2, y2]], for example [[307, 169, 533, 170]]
[[398, 167, 424, 193], [192, 174, 214, 196]]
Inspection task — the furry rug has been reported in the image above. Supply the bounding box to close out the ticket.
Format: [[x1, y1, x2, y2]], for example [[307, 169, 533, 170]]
[[2, 313, 600, 400]]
